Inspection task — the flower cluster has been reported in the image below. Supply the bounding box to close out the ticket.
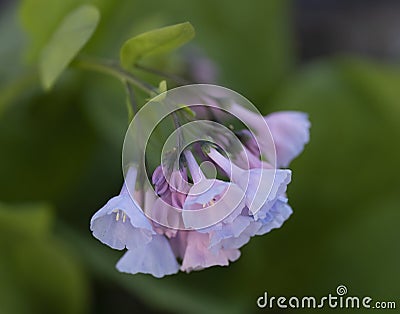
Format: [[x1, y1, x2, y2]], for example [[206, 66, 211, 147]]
[[90, 105, 310, 277]]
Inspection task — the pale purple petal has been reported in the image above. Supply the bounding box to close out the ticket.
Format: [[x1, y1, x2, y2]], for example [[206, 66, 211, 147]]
[[208, 148, 291, 216], [90, 194, 154, 250], [256, 197, 293, 235], [218, 219, 262, 250], [182, 179, 245, 229], [265, 111, 310, 168], [208, 215, 251, 248], [239, 168, 291, 216], [116, 235, 179, 278], [147, 197, 183, 237], [169, 231, 189, 259]]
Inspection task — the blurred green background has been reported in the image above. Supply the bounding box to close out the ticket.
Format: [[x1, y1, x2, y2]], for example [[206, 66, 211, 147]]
[[0, 0, 399, 313]]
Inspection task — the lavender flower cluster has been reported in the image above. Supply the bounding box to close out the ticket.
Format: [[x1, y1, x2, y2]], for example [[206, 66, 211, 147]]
[[90, 94, 310, 278]]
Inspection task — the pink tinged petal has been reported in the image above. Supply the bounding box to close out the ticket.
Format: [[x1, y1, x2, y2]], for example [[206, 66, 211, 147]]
[[170, 191, 187, 209], [169, 168, 190, 193], [169, 231, 189, 259], [147, 197, 184, 236], [141, 190, 179, 238], [256, 197, 293, 236], [116, 235, 179, 278], [180, 232, 240, 272], [265, 111, 310, 168]]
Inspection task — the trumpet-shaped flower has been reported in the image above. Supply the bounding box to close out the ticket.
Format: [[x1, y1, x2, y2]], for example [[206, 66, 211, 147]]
[[116, 235, 179, 278], [208, 148, 291, 216], [90, 166, 180, 277], [210, 197, 293, 252], [182, 150, 245, 229], [179, 231, 241, 272], [90, 167, 155, 250], [265, 111, 310, 168], [229, 105, 310, 167]]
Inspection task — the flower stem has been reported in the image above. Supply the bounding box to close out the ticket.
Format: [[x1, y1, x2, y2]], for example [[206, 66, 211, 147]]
[[124, 82, 136, 121], [73, 56, 158, 96], [135, 63, 191, 86]]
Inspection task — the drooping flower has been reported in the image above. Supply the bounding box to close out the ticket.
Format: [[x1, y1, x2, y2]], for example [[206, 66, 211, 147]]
[[255, 196, 293, 236], [90, 166, 179, 277], [116, 234, 180, 278], [265, 111, 310, 168], [90, 167, 155, 250], [209, 197, 293, 253], [179, 231, 241, 272], [182, 150, 245, 229], [208, 147, 291, 217], [229, 105, 311, 168]]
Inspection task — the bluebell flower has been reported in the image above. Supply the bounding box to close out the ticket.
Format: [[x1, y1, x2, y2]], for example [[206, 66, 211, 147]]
[[90, 167, 155, 250], [182, 150, 245, 229], [91, 98, 310, 277], [208, 147, 291, 216], [90, 166, 180, 277], [116, 235, 179, 278], [179, 231, 241, 272], [229, 105, 311, 168]]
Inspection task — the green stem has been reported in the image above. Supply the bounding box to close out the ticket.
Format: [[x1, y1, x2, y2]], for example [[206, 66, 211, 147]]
[[124, 82, 136, 121], [135, 63, 191, 85], [73, 57, 158, 97]]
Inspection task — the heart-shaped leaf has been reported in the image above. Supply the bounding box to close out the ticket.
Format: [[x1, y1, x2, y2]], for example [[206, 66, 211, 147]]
[[120, 22, 195, 69]]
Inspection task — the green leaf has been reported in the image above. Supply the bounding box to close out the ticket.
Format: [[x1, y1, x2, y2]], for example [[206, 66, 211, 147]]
[[19, 0, 83, 61], [120, 22, 195, 69], [39, 4, 100, 90]]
